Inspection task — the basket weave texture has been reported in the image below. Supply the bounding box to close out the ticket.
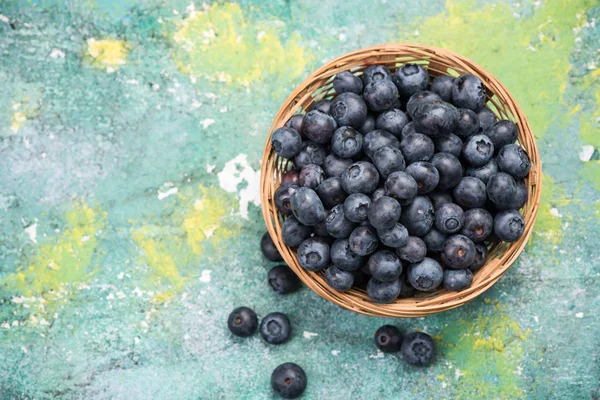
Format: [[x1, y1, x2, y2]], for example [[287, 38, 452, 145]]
[[260, 43, 541, 317]]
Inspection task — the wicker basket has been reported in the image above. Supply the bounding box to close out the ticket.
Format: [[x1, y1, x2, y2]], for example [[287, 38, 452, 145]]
[[260, 43, 541, 318]]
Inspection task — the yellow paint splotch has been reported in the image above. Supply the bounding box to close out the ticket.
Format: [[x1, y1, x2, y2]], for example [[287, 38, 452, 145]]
[[10, 110, 26, 133], [86, 38, 129, 71]]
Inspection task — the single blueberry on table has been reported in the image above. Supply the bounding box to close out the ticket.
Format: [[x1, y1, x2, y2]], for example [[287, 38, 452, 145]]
[[271, 127, 303, 158], [371, 187, 387, 203], [367, 277, 402, 303], [443, 268, 473, 291], [374, 325, 403, 353], [477, 106, 497, 134], [285, 114, 304, 136], [290, 187, 326, 226], [377, 222, 409, 248], [405, 161, 439, 195], [227, 306, 258, 337], [323, 153, 353, 178], [441, 234, 476, 269], [462, 134, 495, 167], [363, 79, 400, 112], [349, 225, 380, 256], [316, 176, 347, 209], [407, 257, 443, 292], [455, 108, 480, 138], [343, 193, 372, 223], [325, 205, 357, 239], [487, 120, 518, 151], [297, 237, 330, 271], [422, 228, 448, 253], [401, 332, 436, 367], [406, 90, 441, 119], [260, 312, 291, 345], [412, 101, 459, 137], [401, 121, 417, 141], [430, 152, 463, 191], [494, 209, 525, 242], [460, 208, 493, 243], [282, 169, 300, 185], [497, 144, 531, 179], [308, 99, 331, 114], [331, 126, 364, 158], [331, 238, 365, 271], [324, 265, 355, 292], [261, 231, 282, 261], [361, 64, 393, 86], [469, 242, 489, 272], [430, 75, 454, 102], [271, 362, 307, 399], [466, 158, 498, 184], [384, 171, 419, 204], [363, 129, 401, 158], [375, 108, 409, 138], [487, 172, 517, 207], [299, 163, 325, 189], [400, 195, 435, 236], [393, 63, 430, 99], [396, 236, 427, 263], [294, 141, 326, 169], [334, 71, 363, 94], [330, 92, 368, 129], [451, 74, 486, 110], [359, 113, 377, 135], [340, 161, 380, 194], [435, 203, 465, 234], [268, 265, 301, 295], [367, 250, 403, 282], [275, 183, 298, 216], [302, 110, 337, 144], [400, 133, 435, 164], [281, 216, 312, 248], [428, 191, 454, 210], [453, 177, 487, 209], [433, 134, 463, 158], [368, 196, 402, 230]]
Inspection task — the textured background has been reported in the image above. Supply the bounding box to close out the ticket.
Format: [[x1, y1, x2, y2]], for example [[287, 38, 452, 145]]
[[0, 0, 599, 399]]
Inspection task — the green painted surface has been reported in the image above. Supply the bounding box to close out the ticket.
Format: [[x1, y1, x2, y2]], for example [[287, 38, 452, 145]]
[[0, 0, 599, 398]]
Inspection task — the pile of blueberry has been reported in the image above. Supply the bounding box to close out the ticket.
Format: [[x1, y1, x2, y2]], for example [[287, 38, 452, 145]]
[[271, 64, 530, 301]]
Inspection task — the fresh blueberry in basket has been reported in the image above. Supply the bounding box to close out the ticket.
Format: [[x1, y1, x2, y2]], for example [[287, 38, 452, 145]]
[[451, 74, 486, 110], [281, 216, 312, 248], [285, 114, 304, 135], [422, 228, 448, 253], [477, 106, 498, 134], [443, 268, 473, 291], [406, 90, 441, 119], [261, 231, 282, 261], [343, 193, 372, 223], [275, 183, 298, 216], [400, 195, 435, 236], [377, 222, 409, 248], [268, 265, 301, 295], [375, 108, 409, 138], [462, 134, 495, 167], [506, 179, 528, 210], [407, 257, 443, 292], [469, 242, 488, 272], [227, 306, 258, 337], [282, 170, 300, 185], [330, 92, 368, 129], [401, 332, 436, 367], [349, 225, 379, 256], [361, 64, 393, 85], [271, 127, 302, 158], [334, 71, 364, 94], [363, 79, 400, 112], [294, 141, 326, 169], [466, 158, 499, 184], [405, 161, 439, 195], [271, 362, 306, 399], [460, 208, 493, 242], [400, 133, 435, 164], [316, 176, 347, 208], [299, 164, 325, 189], [413, 101, 459, 137], [497, 144, 531, 179], [453, 177, 487, 209], [487, 120, 518, 150], [302, 110, 337, 144], [297, 237, 330, 271], [363, 129, 400, 158], [325, 265, 355, 292], [341, 161, 380, 194], [401, 121, 417, 141], [455, 108, 480, 138], [435, 203, 465, 234], [325, 205, 357, 239], [290, 187, 326, 226], [308, 99, 331, 114], [487, 172, 517, 207], [331, 238, 365, 271], [312, 220, 330, 239], [260, 312, 291, 345], [393, 64, 430, 99], [368, 196, 402, 230], [367, 277, 402, 303], [430, 152, 463, 191], [371, 187, 387, 203], [428, 191, 454, 209], [331, 126, 364, 158], [396, 236, 427, 263], [323, 153, 353, 177], [494, 209, 525, 242], [441, 234, 476, 269], [433, 134, 463, 158], [359, 114, 377, 136], [384, 171, 419, 204], [430, 75, 454, 102], [374, 325, 403, 353], [398, 274, 416, 298]]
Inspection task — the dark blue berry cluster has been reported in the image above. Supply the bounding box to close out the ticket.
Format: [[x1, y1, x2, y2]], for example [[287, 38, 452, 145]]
[[374, 325, 436, 367]]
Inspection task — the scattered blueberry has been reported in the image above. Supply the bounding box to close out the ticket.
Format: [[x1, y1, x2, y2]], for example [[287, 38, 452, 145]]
[[422, 228, 448, 253], [343, 193, 373, 223], [396, 236, 427, 263], [384, 171, 419, 204], [331, 126, 364, 158], [430, 152, 462, 190], [302, 110, 337, 144], [497, 144, 531, 179], [331, 238, 365, 271], [325, 265, 355, 292], [400, 133, 435, 164], [349, 225, 379, 256], [297, 237, 330, 271], [281, 216, 312, 248], [330, 92, 368, 129], [413, 101, 459, 137], [407, 257, 443, 292], [341, 161, 380, 194], [290, 187, 326, 226], [361, 65, 393, 86], [453, 177, 487, 209], [374, 325, 403, 353], [367, 250, 403, 282], [405, 161, 439, 194], [441, 234, 476, 269], [443, 268, 473, 291], [462, 134, 495, 167], [325, 205, 357, 239], [460, 208, 493, 242], [487, 172, 517, 207], [260, 312, 291, 345], [406, 91, 441, 119], [367, 277, 402, 303], [375, 108, 409, 137], [294, 141, 326, 169], [271, 362, 307, 399], [261, 231, 283, 261], [393, 64, 429, 99], [433, 134, 463, 158], [268, 265, 301, 295], [430, 75, 454, 102], [377, 222, 409, 248], [272, 127, 302, 158], [451, 74, 486, 110], [493, 209, 525, 242], [368, 196, 402, 230], [401, 332, 436, 367], [299, 164, 325, 189], [227, 307, 258, 337], [466, 158, 499, 184], [363, 79, 400, 112], [334, 71, 364, 94], [487, 120, 518, 150], [435, 203, 465, 234], [323, 153, 353, 177], [400, 195, 435, 236]]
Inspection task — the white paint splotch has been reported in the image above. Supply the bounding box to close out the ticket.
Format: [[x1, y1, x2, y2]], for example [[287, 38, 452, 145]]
[[199, 270, 212, 283], [579, 145, 594, 162], [217, 154, 260, 220], [302, 331, 318, 339]]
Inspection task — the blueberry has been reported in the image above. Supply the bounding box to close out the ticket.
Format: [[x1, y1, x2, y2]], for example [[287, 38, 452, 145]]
[[331, 238, 365, 271], [401, 121, 417, 141], [405, 162, 439, 194], [407, 257, 443, 291], [462, 134, 494, 167], [330, 92, 368, 129], [323, 153, 353, 177], [413, 101, 459, 137], [268, 265, 301, 294], [453, 177, 487, 209], [374, 325, 403, 353], [430, 152, 462, 190], [367, 250, 403, 282], [493, 209, 525, 242], [441, 234, 476, 269], [312, 220, 329, 238], [400, 133, 435, 164], [497, 144, 531, 179], [334, 71, 364, 94], [349, 225, 379, 256], [433, 134, 463, 157], [406, 91, 441, 119], [294, 141, 326, 169], [261, 231, 282, 261], [316, 177, 347, 208], [443, 268, 473, 291], [487, 172, 517, 207], [398, 274, 416, 298], [271, 362, 307, 399], [275, 183, 298, 216], [363, 80, 400, 112], [400, 332, 436, 367], [422, 228, 448, 253], [290, 187, 326, 226], [469, 242, 488, 272], [460, 208, 493, 242], [282, 170, 300, 185], [454, 109, 479, 138], [477, 106, 497, 134], [384, 171, 419, 204], [359, 113, 377, 134], [361, 65, 393, 85], [466, 158, 498, 184], [371, 188, 387, 203], [435, 203, 465, 234], [297, 237, 330, 271], [282, 216, 312, 248], [325, 205, 357, 239], [393, 64, 429, 99], [377, 223, 409, 248], [367, 277, 402, 303], [272, 127, 303, 158], [368, 196, 402, 230], [487, 120, 518, 150], [428, 191, 454, 209], [507, 179, 528, 210], [343, 193, 372, 223], [451, 74, 486, 110], [363, 129, 401, 158], [302, 110, 337, 144], [324, 265, 355, 292], [430, 75, 454, 102], [308, 99, 331, 114], [260, 312, 291, 345], [285, 114, 304, 135], [227, 306, 258, 337], [396, 236, 427, 263], [400, 195, 435, 236], [375, 108, 409, 138], [299, 164, 325, 189], [331, 126, 364, 158], [341, 161, 380, 194]]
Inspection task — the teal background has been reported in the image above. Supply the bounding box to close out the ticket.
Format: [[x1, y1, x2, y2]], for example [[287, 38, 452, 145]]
[[0, 0, 599, 399]]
